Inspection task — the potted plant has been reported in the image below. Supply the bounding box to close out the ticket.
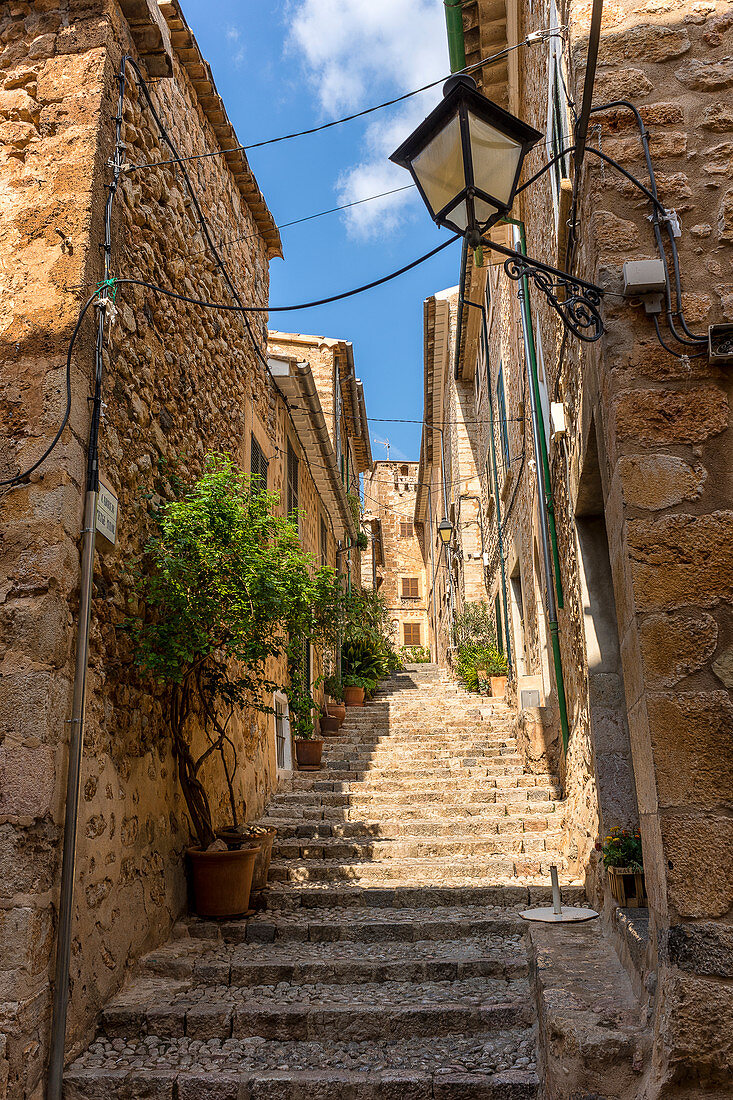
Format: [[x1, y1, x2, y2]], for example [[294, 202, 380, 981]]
[[343, 673, 367, 707], [323, 674, 346, 726], [320, 706, 340, 735], [598, 826, 646, 908], [129, 454, 341, 917]]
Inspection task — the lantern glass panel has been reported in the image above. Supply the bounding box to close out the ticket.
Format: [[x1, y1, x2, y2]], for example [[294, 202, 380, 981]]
[[447, 195, 500, 232], [467, 110, 524, 208], [411, 111, 465, 220]]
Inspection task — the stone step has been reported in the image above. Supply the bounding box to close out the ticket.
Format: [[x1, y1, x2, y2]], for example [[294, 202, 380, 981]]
[[101, 973, 532, 1041], [66, 1034, 540, 1099], [264, 818, 563, 840], [268, 788, 562, 808], [288, 773, 558, 790], [175, 905, 527, 945], [264, 801, 562, 823], [258, 882, 585, 912], [267, 854, 570, 885], [271, 835, 563, 861]]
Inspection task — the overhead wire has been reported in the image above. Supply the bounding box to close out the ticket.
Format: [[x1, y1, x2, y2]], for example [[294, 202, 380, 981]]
[[124, 32, 564, 173]]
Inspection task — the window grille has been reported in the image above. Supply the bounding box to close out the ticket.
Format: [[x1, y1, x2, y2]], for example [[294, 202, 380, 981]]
[[287, 440, 299, 518], [250, 435, 268, 492], [275, 696, 287, 770]]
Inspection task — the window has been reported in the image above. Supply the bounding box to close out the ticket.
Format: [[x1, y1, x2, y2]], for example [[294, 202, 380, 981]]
[[496, 363, 511, 475], [250, 434, 268, 492], [320, 517, 329, 567], [400, 464, 409, 476], [547, 0, 571, 214], [399, 520, 413, 538], [404, 622, 421, 646], [286, 440, 299, 518], [402, 577, 419, 599]]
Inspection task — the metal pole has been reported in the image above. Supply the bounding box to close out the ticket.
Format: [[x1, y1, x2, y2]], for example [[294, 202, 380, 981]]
[[514, 232, 571, 755], [550, 865, 562, 915], [47, 56, 127, 1100], [443, 0, 467, 73]]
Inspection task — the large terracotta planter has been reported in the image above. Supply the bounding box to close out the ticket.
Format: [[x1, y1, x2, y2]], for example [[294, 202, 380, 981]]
[[187, 845, 258, 918], [320, 714, 340, 735], [608, 865, 647, 908], [490, 675, 507, 698], [295, 737, 324, 769], [215, 825, 276, 893], [327, 701, 346, 727], [344, 685, 365, 707]]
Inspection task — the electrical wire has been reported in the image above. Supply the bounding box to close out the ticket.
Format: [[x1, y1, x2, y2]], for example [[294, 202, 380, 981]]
[[109, 236, 459, 316], [125, 35, 562, 173], [0, 290, 100, 488]]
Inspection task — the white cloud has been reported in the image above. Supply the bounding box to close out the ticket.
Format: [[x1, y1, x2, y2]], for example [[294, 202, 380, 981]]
[[226, 25, 246, 68], [287, 0, 448, 238]]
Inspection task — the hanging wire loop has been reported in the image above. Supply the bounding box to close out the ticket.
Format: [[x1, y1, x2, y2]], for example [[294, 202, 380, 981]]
[[503, 255, 605, 342]]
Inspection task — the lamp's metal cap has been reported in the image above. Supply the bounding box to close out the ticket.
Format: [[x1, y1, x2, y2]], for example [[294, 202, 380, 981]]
[[442, 73, 478, 97]]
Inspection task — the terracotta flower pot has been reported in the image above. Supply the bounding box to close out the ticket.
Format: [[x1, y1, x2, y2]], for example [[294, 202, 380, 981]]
[[327, 701, 346, 727], [490, 675, 507, 698], [295, 737, 324, 769], [344, 685, 365, 707], [320, 714, 340, 735], [215, 825, 276, 893], [187, 845, 258, 918]]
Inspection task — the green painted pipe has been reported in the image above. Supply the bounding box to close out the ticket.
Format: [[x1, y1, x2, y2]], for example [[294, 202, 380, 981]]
[[508, 220, 564, 608], [444, 0, 467, 73]]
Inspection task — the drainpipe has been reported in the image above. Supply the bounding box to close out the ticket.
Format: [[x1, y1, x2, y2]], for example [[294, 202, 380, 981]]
[[508, 222, 571, 754], [444, 0, 467, 73], [504, 220, 564, 608], [464, 299, 512, 671]]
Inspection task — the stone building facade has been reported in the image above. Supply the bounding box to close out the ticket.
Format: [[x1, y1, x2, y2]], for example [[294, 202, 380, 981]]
[[0, 4, 367, 1097], [361, 461, 430, 655], [419, 0, 733, 1092]]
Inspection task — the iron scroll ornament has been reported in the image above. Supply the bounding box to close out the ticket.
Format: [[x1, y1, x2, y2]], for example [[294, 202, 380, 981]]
[[502, 254, 605, 342]]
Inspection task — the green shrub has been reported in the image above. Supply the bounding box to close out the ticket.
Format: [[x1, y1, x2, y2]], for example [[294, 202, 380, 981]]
[[452, 602, 508, 693], [400, 644, 431, 663]]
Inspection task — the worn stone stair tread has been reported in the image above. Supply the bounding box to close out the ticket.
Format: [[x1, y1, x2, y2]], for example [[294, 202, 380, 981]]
[[67, 1031, 539, 1098], [258, 882, 585, 912], [263, 820, 564, 842]]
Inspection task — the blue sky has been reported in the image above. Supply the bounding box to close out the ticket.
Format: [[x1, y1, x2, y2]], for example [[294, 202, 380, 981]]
[[181, 0, 459, 462]]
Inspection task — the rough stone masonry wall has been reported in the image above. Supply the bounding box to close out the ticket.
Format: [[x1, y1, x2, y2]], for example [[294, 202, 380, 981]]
[[0, 3, 284, 1096], [362, 463, 429, 651], [564, 0, 733, 1090]]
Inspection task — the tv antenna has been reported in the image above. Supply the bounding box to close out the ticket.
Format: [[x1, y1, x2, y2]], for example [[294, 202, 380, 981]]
[[373, 436, 390, 460]]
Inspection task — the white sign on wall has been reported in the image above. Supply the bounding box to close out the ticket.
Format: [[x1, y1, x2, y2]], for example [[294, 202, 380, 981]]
[[95, 482, 118, 545]]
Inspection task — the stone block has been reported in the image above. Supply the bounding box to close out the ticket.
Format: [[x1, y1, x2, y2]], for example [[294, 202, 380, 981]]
[[638, 611, 718, 687], [667, 922, 733, 977], [613, 387, 728, 447], [0, 740, 55, 820], [700, 104, 733, 132], [720, 189, 733, 243], [618, 454, 707, 511], [660, 808, 733, 918], [597, 25, 690, 65], [592, 68, 653, 102], [626, 511, 733, 611], [647, 691, 733, 810], [657, 970, 733, 1085], [676, 56, 733, 91], [590, 211, 642, 254]]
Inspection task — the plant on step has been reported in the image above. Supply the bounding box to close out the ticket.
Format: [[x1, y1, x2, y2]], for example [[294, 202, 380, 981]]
[[452, 601, 508, 692], [340, 585, 401, 683], [129, 453, 341, 848], [597, 826, 643, 871], [400, 644, 431, 663], [323, 673, 344, 702]]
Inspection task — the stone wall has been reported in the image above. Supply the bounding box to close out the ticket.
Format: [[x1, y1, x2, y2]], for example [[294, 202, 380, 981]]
[[460, 0, 733, 1090], [0, 3, 298, 1096], [362, 462, 429, 653]]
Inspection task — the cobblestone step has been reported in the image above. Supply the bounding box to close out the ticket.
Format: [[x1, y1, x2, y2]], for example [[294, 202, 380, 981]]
[[267, 855, 571, 885], [263, 818, 563, 840], [269, 787, 562, 808], [271, 835, 563, 861], [66, 1035, 540, 1099], [288, 772, 558, 789], [258, 882, 585, 912], [265, 802, 562, 823]]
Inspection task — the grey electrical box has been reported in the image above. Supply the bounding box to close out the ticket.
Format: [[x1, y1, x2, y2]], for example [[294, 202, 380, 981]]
[[520, 688, 541, 709], [622, 259, 667, 296], [708, 324, 733, 366]]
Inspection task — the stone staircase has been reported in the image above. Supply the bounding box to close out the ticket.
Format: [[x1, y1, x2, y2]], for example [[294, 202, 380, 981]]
[[65, 667, 585, 1099]]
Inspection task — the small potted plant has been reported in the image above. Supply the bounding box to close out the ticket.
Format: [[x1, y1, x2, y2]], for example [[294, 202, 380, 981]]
[[323, 674, 346, 726], [598, 826, 647, 908], [343, 673, 366, 707]]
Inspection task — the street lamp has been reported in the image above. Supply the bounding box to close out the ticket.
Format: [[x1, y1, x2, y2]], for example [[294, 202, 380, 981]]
[[390, 75, 605, 342], [390, 75, 541, 247], [438, 518, 453, 545]]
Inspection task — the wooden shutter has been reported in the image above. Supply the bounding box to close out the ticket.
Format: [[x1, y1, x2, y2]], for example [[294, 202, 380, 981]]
[[400, 521, 413, 538], [250, 435, 268, 491], [320, 518, 328, 567], [402, 577, 419, 599], [287, 441, 299, 517], [404, 623, 421, 646]]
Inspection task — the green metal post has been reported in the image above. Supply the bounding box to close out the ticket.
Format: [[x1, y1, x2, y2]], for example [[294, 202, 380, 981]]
[[444, 0, 467, 72]]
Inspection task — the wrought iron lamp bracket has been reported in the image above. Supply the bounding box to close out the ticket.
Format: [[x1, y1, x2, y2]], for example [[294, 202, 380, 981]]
[[480, 235, 605, 343]]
